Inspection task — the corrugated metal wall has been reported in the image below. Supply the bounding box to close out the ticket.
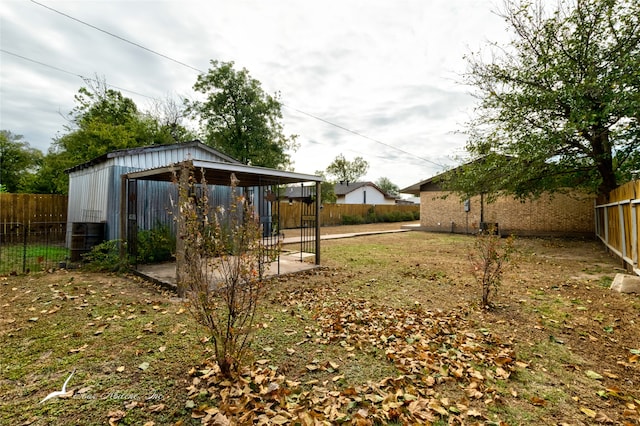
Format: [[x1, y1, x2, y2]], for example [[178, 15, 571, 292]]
[[67, 144, 235, 244]]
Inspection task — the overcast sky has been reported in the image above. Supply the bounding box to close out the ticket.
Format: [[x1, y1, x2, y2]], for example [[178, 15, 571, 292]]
[[0, 0, 512, 190]]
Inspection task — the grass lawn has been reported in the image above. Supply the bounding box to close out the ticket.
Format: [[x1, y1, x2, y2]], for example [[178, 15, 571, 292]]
[[0, 244, 68, 275], [1, 227, 639, 425]]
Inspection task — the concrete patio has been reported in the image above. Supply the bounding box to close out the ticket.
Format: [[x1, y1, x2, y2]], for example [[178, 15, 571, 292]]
[[134, 248, 318, 291], [134, 226, 413, 292]]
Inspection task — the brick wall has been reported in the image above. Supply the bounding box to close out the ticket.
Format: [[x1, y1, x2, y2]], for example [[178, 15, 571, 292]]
[[419, 191, 595, 236]]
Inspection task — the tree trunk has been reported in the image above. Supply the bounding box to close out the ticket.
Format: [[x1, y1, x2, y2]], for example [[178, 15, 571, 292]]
[[591, 128, 617, 201]]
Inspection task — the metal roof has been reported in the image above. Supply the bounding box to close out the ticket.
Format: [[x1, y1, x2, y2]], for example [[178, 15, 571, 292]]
[[65, 140, 240, 174], [124, 159, 323, 186]]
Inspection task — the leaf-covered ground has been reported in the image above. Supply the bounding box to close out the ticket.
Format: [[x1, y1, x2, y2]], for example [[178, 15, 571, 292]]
[[1, 225, 639, 425]]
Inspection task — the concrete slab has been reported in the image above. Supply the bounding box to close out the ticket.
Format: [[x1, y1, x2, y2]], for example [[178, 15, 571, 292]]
[[135, 227, 412, 291], [610, 273, 640, 293], [281, 228, 410, 245], [135, 249, 318, 292]]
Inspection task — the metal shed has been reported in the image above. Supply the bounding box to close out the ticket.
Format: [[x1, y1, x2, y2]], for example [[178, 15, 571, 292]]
[[66, 141, 240, 244], [121, 159, 323, 290]]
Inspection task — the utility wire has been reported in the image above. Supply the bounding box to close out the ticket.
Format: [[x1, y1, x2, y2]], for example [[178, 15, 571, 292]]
[[0, 49, 159, 101], [27, 0, 445, 168], [1, 49, 81, 78], [284, 105, 446, 168], [1, 43, 400, 168], [30, 0, 203, 74]]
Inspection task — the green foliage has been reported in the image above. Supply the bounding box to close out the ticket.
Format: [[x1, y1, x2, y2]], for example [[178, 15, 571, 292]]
[[177, 164, 277, 377], [341, 214, 366, 225], [0, 130, 43, 193], [136, 224, 175, 264], [314, 170, 337, 203], [341, 209, 418, 225], [458, 0, 640, 200], [187, 60, 298, 169], [29, 78, 187, 194], [82, 240, 129, 272], [375, 177, 400, 196], [468, 228, 515, 308], [325, 154, 369, 183]]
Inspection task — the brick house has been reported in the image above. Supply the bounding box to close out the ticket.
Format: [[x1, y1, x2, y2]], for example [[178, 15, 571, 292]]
[[401, 172, 595, 236]]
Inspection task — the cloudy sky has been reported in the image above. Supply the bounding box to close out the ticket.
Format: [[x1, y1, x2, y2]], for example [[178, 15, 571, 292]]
[[0, 0, 512, 190]]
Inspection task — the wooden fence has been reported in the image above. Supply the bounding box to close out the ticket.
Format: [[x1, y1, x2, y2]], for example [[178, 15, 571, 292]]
[[0, 193, 68, 224], [0, 194, 69, 274], [595, 181, 640, 274], [278, 202, 420, 229]]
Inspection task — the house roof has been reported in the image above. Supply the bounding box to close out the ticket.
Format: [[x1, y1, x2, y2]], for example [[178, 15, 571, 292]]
[[400, 173, 445, 196], [65, 140, 240, 174], [335, 181, 397, 199], [124, 159, 323, 187], [400, 155, 516, 195], [282, 185, 316, 199]]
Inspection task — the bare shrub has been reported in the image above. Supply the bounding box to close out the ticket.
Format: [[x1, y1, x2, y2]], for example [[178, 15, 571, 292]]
[[468, 226, 515, 308], [175, 164, 277, 376]]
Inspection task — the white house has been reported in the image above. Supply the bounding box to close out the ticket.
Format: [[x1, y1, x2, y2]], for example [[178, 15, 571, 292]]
[[334, 182, 397, 205]]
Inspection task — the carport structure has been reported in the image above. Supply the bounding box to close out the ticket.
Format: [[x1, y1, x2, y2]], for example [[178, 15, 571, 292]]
[[119, 159, 323, 290]]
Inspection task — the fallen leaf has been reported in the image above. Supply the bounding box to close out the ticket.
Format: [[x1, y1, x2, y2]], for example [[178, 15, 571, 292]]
[[138, 362, 150, 371], [270, 414, 290, 424], [594, 412, 613, 423], [585, 370, 603, 380], [124, 401, 138, 410], [69, 344, 88, 354], [116, 366, 125, 373], [580, 407, 597, 418], [530, 396, 546, 406], [107, 410, 125, 426], [467, 408, 483, 417], [211, 413, 230, 426]]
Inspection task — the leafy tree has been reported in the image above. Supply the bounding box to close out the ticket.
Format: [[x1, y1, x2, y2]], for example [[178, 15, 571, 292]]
[[325, 154, 369, 184], [314, 170, 337, 203], [0, 130, 43, 193], [26, 152, 70, 194], [186, 60, 298, 169], [58, 81, 170, 163], [30, 79, 179, 194], [375, 177, 400, 196], [451, 0, 640, 201]]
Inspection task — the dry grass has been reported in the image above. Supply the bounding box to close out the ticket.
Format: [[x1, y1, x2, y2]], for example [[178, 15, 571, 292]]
[[1, 225, 639, 425]]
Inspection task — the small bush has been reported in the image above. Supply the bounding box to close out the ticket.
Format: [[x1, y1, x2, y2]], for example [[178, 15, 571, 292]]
[[177, 167, 276, 378], [340, 209, 419, 225], [342, 214, 366, 225], [468, 228, 515, 308], [137, 224, 175, 264], [82, 240, 129, 272]]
